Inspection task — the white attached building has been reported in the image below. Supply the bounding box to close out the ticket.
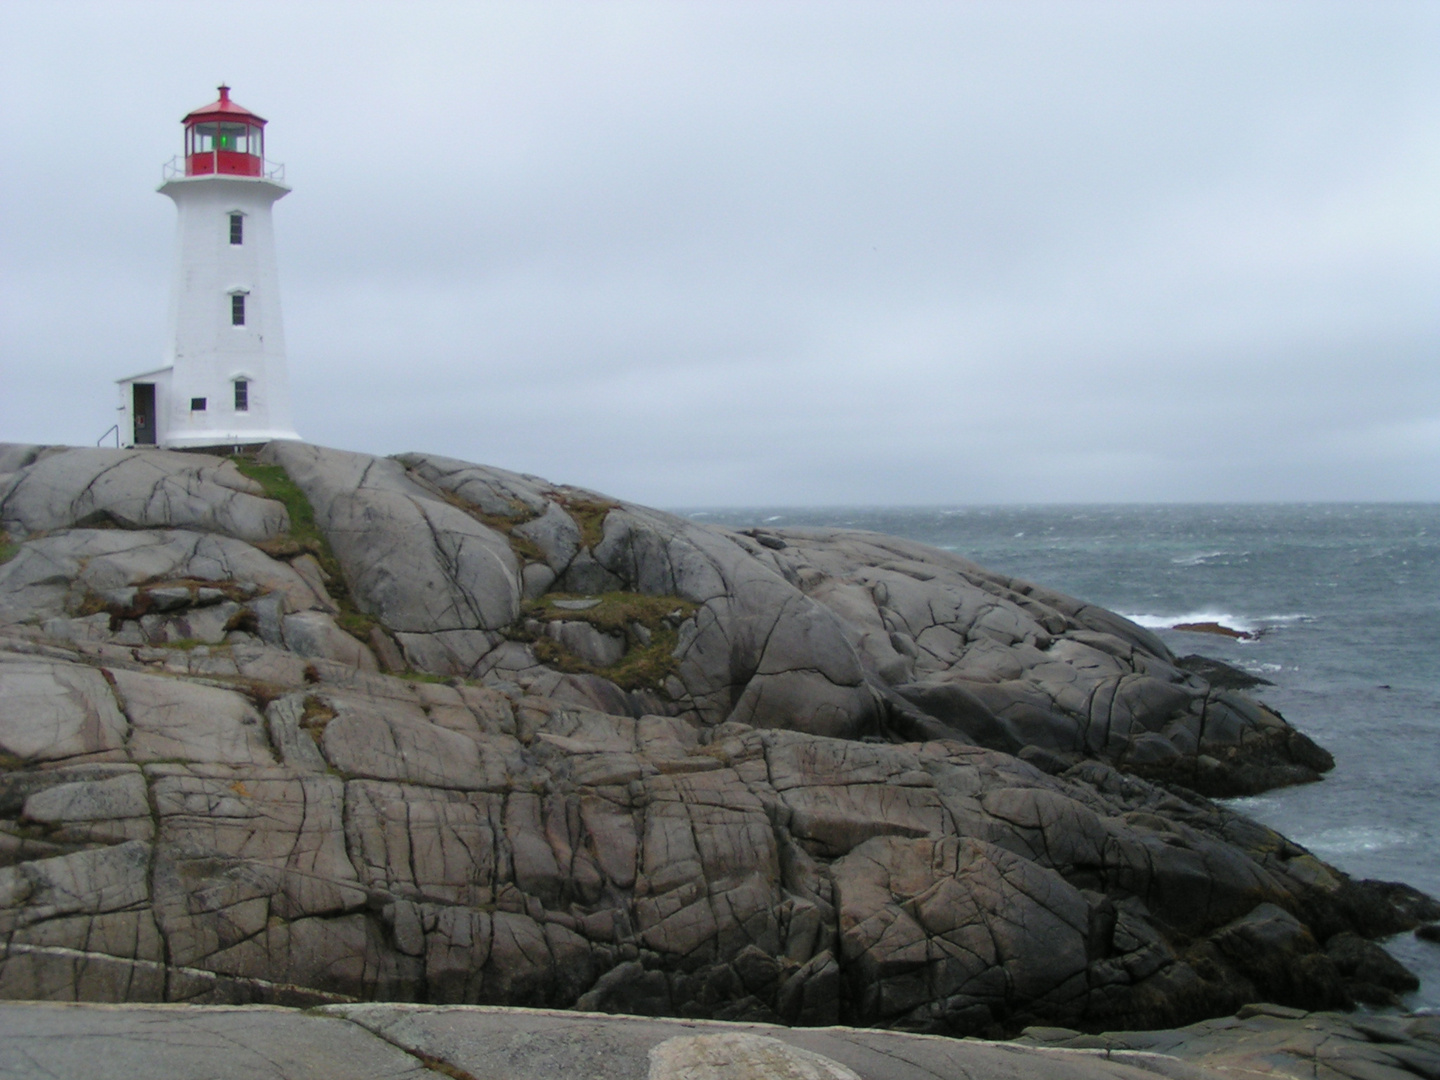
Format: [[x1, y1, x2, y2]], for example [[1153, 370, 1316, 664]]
[[118, 86, 301, 449]]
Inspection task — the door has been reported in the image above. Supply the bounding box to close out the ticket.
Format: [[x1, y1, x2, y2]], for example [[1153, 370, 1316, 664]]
[[132, 384, 156, 445]]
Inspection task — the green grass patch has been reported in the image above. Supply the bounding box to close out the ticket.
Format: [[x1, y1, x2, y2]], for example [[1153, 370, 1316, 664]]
[[155, 638, 210, 651], [232, 457, 377, 643], [232, 460, 325, 550], [510, 591, 695, 693], [0, 530, 17, 566], [336, 610, 379, 641]]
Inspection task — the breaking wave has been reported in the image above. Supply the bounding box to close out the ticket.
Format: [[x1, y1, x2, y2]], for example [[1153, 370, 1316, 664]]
[[1119, 610, 1312, 636], [1170, 550, 1237, 566]]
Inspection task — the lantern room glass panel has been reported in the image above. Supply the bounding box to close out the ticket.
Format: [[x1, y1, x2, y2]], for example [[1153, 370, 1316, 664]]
[[217, 123, 249, 153]]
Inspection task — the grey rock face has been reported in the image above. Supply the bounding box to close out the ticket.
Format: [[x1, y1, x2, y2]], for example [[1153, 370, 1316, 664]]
[[0, 528, 324, 626], [547, 620, 626, 667], [282, 611, 378, 671], [260, 442, 521, 639], [0, 442, 1426, 1042], [0, 639, 1427, 1034], [0, 445, 287, 542], [731, 528, 1332, 795], [110, 667, 275, 766], [0, 658, 128, 762]]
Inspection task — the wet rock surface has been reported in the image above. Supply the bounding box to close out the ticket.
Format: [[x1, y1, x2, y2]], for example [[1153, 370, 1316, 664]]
[[0, 442, 1434, 1041]]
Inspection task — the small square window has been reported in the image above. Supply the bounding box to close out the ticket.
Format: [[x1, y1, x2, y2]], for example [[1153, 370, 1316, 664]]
[[234, 380, 249, 412], [229, 214, 243, 245], [190, 397, 207, 411], [231, 294, 246, 325]]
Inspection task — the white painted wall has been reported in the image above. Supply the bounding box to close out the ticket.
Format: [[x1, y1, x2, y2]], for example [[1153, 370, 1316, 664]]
[[130, 174, 301, 448]]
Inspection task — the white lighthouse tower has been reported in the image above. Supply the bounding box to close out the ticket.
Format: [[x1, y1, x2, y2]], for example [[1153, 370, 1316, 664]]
[[118, 86, 300, 449]]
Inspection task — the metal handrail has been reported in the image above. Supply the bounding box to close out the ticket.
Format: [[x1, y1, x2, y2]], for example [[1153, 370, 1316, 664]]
[[97, 424, 120, 447], [161, 156, 286, 182]]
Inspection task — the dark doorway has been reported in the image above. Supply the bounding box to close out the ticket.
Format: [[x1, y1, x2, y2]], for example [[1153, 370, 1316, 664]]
[[132, 384, 156, 445]]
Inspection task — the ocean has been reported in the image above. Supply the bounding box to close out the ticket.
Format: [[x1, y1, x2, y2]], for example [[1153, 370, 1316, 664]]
[[684, 503, 1440, 1011]]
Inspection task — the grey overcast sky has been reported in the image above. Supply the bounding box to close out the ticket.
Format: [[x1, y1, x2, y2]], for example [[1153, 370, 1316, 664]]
[[2, 2, 1437, 505]]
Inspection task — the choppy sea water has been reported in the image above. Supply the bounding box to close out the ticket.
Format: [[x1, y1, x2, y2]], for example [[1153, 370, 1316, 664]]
[[682, 504, 1440, 1010]]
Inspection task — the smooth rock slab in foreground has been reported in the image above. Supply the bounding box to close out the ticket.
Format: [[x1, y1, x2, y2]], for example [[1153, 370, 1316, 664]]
[[2, 1001, 1437, 1080]]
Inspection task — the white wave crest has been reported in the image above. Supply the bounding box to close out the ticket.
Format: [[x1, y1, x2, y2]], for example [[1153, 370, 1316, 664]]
[[1293, 826, 1417, 857], [1119, 610, 1311, 635], [1170, 551, 1230, 566]]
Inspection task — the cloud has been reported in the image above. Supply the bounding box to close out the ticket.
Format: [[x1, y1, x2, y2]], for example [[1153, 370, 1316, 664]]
[[2, 1, 1437, 503]]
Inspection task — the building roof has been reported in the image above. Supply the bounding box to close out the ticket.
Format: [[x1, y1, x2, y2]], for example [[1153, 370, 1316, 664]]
[[182, 85, 266, 126]]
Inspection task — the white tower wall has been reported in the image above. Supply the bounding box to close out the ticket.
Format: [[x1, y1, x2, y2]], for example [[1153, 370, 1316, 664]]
[[123, 174, 301, 448]]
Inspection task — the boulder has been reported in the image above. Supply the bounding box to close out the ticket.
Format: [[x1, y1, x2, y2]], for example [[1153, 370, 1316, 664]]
[[0, 446, 287, 542], [0, 528, 325, 626], [281, 611, 378, 671], [260, 442, 520, 653]]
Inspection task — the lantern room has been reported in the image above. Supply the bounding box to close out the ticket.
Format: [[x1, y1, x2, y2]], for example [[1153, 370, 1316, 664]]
[[182, 85, 266, 177]]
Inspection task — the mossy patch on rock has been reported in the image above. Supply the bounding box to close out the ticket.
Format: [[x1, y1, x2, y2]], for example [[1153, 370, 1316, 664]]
[[557, 496, 617, 551], [0, 530, 17, 566], [299, 694, 337, 745], [231, 457, 377, 643], [231, 460, 325, 552], [428, 487, 548, 565], [509, 591, 695, 692]]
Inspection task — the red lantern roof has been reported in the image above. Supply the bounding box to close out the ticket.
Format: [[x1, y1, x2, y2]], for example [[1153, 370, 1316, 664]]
[[182, 85, 267, 127]]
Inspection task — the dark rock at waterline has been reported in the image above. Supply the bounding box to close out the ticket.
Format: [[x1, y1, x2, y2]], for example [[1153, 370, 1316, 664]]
[[1345, 879, 1440, 933], [1325, 931, 1420, 1006], [0, 441, 1431, 1035], [1018, 1006, 1440, 1080], [1173, 621, 1261, 640], [1176, 653, 1274, 690]]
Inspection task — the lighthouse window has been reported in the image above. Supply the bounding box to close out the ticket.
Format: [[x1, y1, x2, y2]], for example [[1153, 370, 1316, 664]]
[[231, 294, 246, 325], [234, 380, 249, 412], [217, 123, 250, 153], [229, 214, 243, 245], [190, 123, 217, 154], [190, 397, 207, 412]]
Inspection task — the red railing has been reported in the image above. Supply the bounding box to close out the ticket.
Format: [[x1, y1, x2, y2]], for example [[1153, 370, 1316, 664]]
[[162, 155, 285, 182]]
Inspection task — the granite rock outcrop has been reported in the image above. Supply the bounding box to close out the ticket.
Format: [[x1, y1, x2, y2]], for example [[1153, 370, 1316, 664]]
[[0, 442, 1432, 1037]]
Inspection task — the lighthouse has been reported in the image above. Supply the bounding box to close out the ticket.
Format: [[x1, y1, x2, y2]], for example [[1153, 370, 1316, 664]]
[[117, 86, 300, 449]]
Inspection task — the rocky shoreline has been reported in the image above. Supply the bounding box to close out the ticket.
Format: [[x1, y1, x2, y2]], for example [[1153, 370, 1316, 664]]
[[1, 443, 1437, 1056]]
